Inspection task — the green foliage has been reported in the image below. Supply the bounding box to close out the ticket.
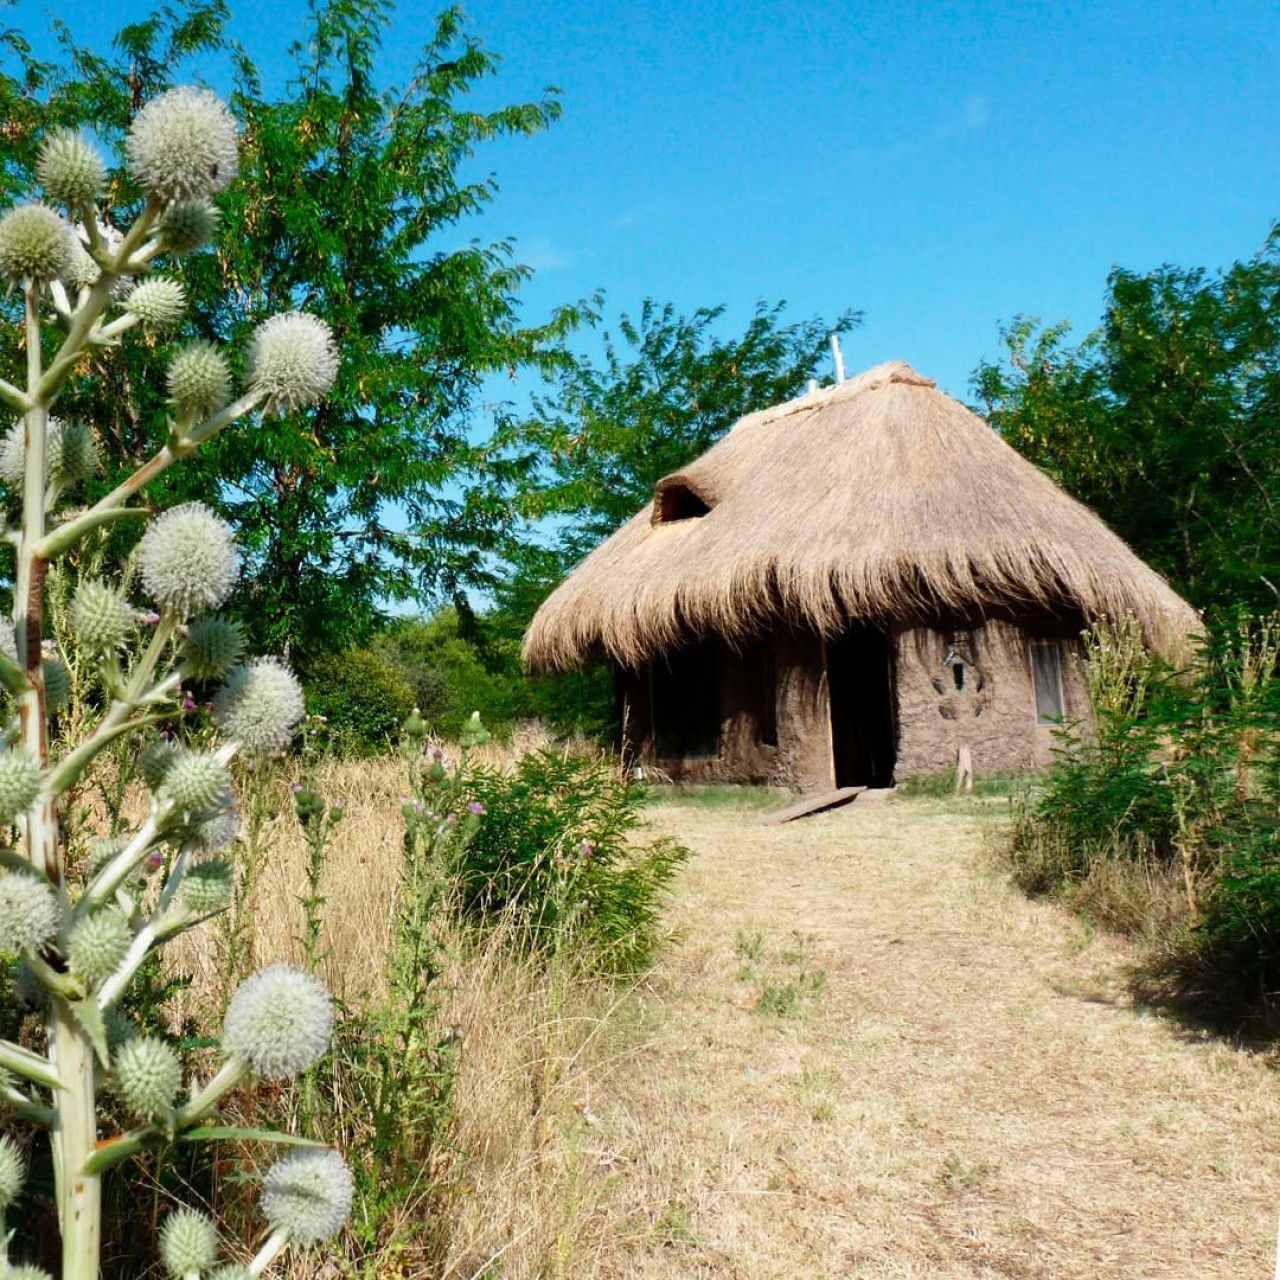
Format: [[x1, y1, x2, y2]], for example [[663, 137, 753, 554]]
[[972, 226, 1280, 611], [405, 734, 687, 972], [1006, 614, 1280, 1033], [0, 0, 589, 659], [304, 648, 416, 756], [375, 608, 615, 743]]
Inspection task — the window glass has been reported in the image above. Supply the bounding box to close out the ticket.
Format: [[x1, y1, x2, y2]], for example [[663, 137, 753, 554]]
[[1030, 641, 1064, 724]]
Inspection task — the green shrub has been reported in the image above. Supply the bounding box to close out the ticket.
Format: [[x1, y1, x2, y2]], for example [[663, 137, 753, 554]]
[[402, 724, 687, 972], [305, 648, 416, 754]]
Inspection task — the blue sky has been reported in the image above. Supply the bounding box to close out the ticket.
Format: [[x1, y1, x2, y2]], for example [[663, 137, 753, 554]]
[[5, 0, 1278, 404]]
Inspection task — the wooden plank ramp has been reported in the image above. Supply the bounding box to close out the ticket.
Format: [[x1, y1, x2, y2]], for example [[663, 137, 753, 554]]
[[757, 786, 866, 826]]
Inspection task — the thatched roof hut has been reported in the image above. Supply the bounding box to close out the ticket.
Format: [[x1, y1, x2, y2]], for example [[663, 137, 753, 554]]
[[526, 361, 1198, 791]]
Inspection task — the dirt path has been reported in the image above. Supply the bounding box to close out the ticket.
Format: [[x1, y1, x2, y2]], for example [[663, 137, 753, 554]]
[[585, 792, 1280, 1278]]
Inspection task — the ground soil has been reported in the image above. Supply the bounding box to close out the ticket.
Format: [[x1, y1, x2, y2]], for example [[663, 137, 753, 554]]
[[577, 791, 1279, 1278]]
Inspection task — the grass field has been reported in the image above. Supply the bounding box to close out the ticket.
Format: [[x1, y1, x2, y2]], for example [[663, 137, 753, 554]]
[[172, 766, 1279, 1277]]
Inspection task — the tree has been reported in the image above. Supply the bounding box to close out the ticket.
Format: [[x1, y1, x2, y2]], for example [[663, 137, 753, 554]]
[[972, 227, 1280, 612], [0, 0, 587, 660], [505, 298, 863, 568]]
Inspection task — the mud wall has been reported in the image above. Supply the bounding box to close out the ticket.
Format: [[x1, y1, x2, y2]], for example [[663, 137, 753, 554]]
[[893, 621, 1087, 779]]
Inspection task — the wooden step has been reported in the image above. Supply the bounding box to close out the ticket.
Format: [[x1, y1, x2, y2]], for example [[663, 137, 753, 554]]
[[757, 786, 867, 826]]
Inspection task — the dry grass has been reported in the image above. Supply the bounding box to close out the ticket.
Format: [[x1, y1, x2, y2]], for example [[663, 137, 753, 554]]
[[160, 764, 1278, 1276]]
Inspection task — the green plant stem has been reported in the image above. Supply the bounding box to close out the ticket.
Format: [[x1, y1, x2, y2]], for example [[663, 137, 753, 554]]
[[0, 1036, 61, 1091], [173, 1058, 250, 1128], [248, 1228, 289, 1277], [48, 998, 100, 1278]]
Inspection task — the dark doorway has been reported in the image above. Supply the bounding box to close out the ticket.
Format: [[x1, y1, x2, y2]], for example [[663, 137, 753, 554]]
[[827, 624, 896, 787], [652, 640, 721, 759]]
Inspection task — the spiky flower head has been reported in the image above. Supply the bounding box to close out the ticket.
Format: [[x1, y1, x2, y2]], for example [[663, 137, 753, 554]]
[[248, 312, 339, 413], [6, 1266, 53, 1280], [167, 341, 231, 420], [112, 1035, 182, 1120], [14, 960, 47, 1009], [87, 833, 129, 876], [183, 615, 245, 682], [125, 278, 186, 333], [160, 750, 231, 815], [138, 739, 179, 791], [139, 501, 240, 617], [67, 909, 131, 985], [105, 1008, 140, 1049], [0, 749, 41, 823], [0, 623, 16, 665], [127, 86, 238, 203], [37, 130, 106, 207], [42, 658, 71, 714], [0, 418, 98, 489], [259, 1148, 353, 1244], [181, 860, 233, 914], [210, 1269, 254, 1280], [157, 198, 219, 254], [72, 579, 134, 655], [213, 659, 304, 753], [0, 869, 58, 955], [0, 204, 71, 284], [51, 418, 100, 486], [187, 804, 240, 857], [0, 1133, 25, 1209], [159, 1208, 219, 1278], [222, 963, 333, 1079]]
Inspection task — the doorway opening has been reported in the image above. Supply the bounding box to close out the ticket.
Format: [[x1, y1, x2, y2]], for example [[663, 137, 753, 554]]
[[827, 624, 896, 787]]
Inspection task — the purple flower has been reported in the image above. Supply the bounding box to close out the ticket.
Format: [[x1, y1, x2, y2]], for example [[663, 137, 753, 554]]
[[446, 812, 457, 824], [182, 696, 198, 711], [148, 851, 164, 868], [466, 802, 485, 816], [144, 611, 161, 625], [432, 748, 444, 761], [579, 841, 594, 859], [291, 783, 304, 794]]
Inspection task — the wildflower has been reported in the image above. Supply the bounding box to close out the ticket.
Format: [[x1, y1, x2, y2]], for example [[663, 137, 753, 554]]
[[157, 198, 218, 253], [112, 1036, 182, 1120], [0, 749, 42, 823], [213, 658, 305, 753], [71, 579, 134, 655], [67, 909, 131, 985], [0, 204, 71, 284], [181, 861, 232, 914], [125, 278, 186, 333], [222, 963, 333, 1079], [139, 502, 240, 617], [37, 130, 106, 207], [159, 750, 231, 815], [159, 1209, 219, 1278], [466, 802, 485, 816], [0, 1133, 26, 1209], [260, 1148, 354, 1244], [247, 311, 339, 413], [127, 87, 238, 203], [167, 341, 232, 419]]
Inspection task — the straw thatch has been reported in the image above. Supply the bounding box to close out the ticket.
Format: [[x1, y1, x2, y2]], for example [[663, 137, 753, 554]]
[[524, 361, 1198, 671]]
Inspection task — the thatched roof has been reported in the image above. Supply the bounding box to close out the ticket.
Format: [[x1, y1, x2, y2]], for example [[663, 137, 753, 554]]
[[524, 361, 1199, 671]]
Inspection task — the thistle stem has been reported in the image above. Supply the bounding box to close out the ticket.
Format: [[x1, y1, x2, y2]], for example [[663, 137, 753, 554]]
[[248, 1228, 289, 1277]]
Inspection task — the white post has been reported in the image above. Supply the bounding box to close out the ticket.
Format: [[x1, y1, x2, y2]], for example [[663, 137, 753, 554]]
[[830, 333, 846, 385]]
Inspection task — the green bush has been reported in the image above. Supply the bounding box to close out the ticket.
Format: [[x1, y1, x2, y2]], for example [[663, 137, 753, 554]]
[[1006, 613, 1280, 1034], [305, 647, 417, 754], [403, 728, 687, 972]]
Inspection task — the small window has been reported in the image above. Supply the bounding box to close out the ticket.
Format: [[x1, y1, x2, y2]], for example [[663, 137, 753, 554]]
[[1030, 641, 1064, 724], [653, 478, 713, 524]]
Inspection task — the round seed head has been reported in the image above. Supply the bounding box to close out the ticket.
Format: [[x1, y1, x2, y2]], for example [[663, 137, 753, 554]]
[[222, 963, 333, 1079], [157, 199, 219, 254], [0, 421, 22, 487], [0, 1133, 26, 1209], [159, 1208, 219, 1277], [127, 86, 238, 203], [210, 1269, 254, 1280], [72, 579, 135, 655], [181, 860, 233, 914], [139, 501, 240, 617], [37, 130, 106, 207], [187, 803, 240, 857], [112, 1035, 182, 1120], [0, 749, 41, 823], [259, 1148, 353, 1244], [87, 833, 129, 876], [6, 1265, 53, 1280], [0, 869, 58, 955], [183, 615, 245, 682], [42, 658, 71, 714], [51, 418, 100, 486], [0, 622, 16, 664], [67, 909, 131, 985], [160, 750, 231, 815], [0, 204, 71, 284], [138, 740, 180, 792], [126, 277, 186, 333], [105, 1008, 140, 1049], [213, 658, 304, 753], [167, 341, 231, 420], [248, 312, 339, 413]]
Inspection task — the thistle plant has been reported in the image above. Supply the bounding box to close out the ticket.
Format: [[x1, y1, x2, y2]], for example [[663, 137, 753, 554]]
[[0, 88, 351, 1277]]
